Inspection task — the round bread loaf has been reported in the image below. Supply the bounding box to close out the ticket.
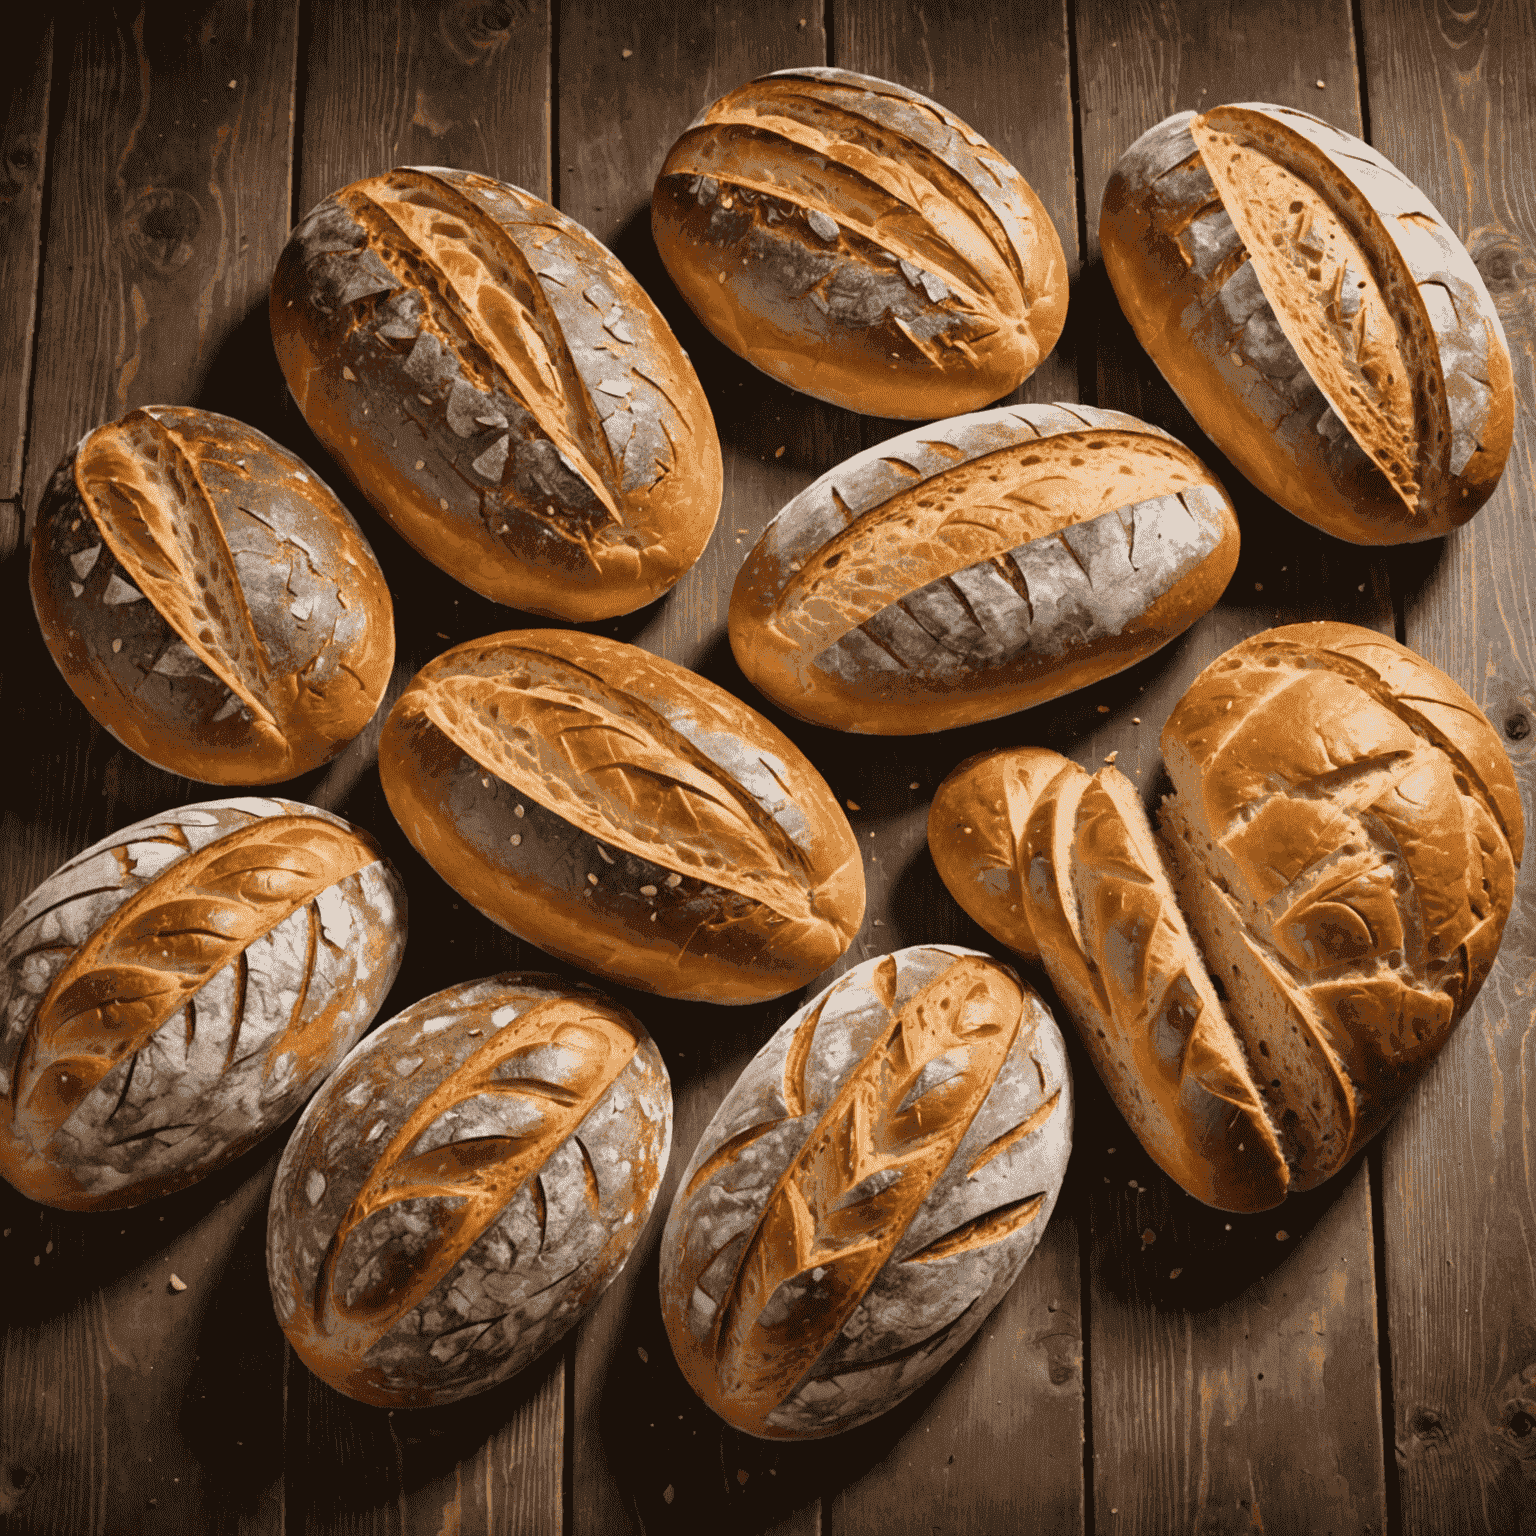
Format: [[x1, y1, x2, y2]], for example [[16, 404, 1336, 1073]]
[[660, 945, 1071, 1438], [267, 972, 670, 1408], [729, 404, 1239, 733], [1101, 103, 1513, 543], [0, 797, 406, 1210], [30, 407, 394, 784], [378, 631, 864, 1002], [652, 68, 1069, 419], [270, 166, 722, 620], [928, 624, 1524, 1211]]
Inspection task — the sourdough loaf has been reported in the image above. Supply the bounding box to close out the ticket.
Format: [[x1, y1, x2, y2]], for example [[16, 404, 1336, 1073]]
[[927, 624, 1523, 1210], [729, 405, 1239, 734], [268, 973, 670, 1407], [0, 797, 406, 1210], [652, 69, 1068, 419], [1101, 104, 1513, 543], [378, 631, 864, 1002], [271, 167, 722, 619], [31, 407, 393, 784], [660, 945, 1071, 1438]]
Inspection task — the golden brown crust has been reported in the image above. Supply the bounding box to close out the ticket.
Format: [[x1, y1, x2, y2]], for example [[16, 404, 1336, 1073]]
[[653, 68, 1068, 418], [30, 407, 394, 784], [270, 167, 721, 620], [660, 946, 1072, 1437], [1101, 105, 1513, 544], [268, 973, 671, 1407], [729, 404, 1239, 734], [0, 797, 406, 1210], [379, 631, 864, 1002]]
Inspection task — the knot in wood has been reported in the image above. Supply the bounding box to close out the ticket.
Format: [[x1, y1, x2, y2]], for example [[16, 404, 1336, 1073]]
[[1504, 710, 1531, 742], [123, 186, 202, 273], [1410, 1407, 1447, 1441], [1470, 229, 1534, 298]]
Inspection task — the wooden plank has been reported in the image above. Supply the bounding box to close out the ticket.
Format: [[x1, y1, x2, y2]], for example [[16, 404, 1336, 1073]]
[[820, 4, 1087, 1532], [1071, 2, 1391, 1532], [0, 15, 54, 519], [1357, 2, 1536, 1529], [280, 3, 562, 1533], [0, 6, 300, 1533]]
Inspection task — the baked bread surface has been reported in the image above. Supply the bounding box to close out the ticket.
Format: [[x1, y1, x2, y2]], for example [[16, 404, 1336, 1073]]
[[1101, 104, 1513, 543], [653, 68, 1068, 418], [730, 404, 1239, 733], [660, 945, 1071, 1437], [271, 166, 722, 619], [30, 406, 394, 784], [268, 973, 670, 1407], [0, 797, 406, 1210], [379, 630, 865, 1002]]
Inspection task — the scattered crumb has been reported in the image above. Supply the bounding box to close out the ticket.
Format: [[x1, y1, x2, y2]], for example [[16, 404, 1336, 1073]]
[[640, 884, 658, 896], [1276, 1230, 1290, 1241], [873, 918, 883, 926], [621, 47, 632, 58], [717, 271, 726, 284], [1141, 1228, 1157, 1246], [1132, 716, 1141, 724], [1169, 1268, 1183, 1280], [587, 873, 599, 886], [774, 445, 785, 458], [1096, 703, 1109, 713], [663, 1486, 674, 1504], [1316, 78, 1326, 88], [514, 804, 525, 817], [1358, 583, 1366, 591], [737, 1469, 750, 1486], [665, 873, 682, 887], [437, 631, 449, 640], [509, 834, 521, 846], [798, 15, 807, 24], [227, 79, 237, 88], [415, 459, 425, 470], [637, 1346, 649, 1363], [169, 1274, 188, 1293], [1255, 582, 1263, 591], [342, 366, 356, 382], [846, 800, 860, 810], [439, 498, 449, 510], [909, 780, 920, 790], [1104, 751, 1118, 763], [112, 638, 123, 653]]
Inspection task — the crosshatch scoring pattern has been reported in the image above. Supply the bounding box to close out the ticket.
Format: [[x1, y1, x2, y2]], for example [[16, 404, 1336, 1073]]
[[0, 1, 1531, 1533]]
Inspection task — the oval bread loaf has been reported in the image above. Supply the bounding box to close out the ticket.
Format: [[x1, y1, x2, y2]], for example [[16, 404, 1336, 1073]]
[[660, 945, 1071, 1438], [267, 973, 671, 1407], [379, 631, 865, 1002], [0, 797, 406, 1210], [652, 68, 1069, 419], [1101, 103, 1513, 543], [729, 404, 1239, 733], [31, 407, 394, 783], [271, 166, 722, 619], [929, 624, 1524, 1211]]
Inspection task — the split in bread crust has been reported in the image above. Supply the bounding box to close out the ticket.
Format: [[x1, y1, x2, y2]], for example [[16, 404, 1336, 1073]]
[[927, 623, 1523, 1210]]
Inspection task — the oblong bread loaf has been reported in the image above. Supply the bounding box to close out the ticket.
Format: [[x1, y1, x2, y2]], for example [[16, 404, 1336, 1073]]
[[1101, 104, 1513, 543], [378, 630, 865, 1002], [729, 404, 1239, 734]]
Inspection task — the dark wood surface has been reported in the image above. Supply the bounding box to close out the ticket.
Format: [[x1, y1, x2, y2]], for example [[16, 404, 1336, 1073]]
[[0, 2, 1531, 1533]]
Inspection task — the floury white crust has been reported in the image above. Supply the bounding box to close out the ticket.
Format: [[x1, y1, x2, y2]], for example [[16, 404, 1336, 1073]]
[[927, 624, 1523, 1212], [729, 404, 1239, 734], [30, 407, 394, 784], [652, 68, 1068, 419], [660, 945, 1071, 1438], [271, 166, 722, 619], [0, 798, 406, 1210], [267, 974, 671, 1408], [1101, 104, 1513, 543]]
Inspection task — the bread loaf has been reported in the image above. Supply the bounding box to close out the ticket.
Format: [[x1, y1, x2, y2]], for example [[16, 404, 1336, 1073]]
[[267, 973, 670, 1407], [928, 624, 1524, 1210], [0, 797, 406, 1210], [729, 405, 1239, 733], [271, 166, 722, 619], [379, 630, 864, 1002], [31, 407, 394, 783], [1101, 104, 1513, 543], [660, 945, 1071, 1438], [652, 68, 1068, 419]]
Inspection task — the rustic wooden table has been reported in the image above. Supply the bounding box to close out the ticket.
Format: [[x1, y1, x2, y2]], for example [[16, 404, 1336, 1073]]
[[1, 2, 1532, 1532]]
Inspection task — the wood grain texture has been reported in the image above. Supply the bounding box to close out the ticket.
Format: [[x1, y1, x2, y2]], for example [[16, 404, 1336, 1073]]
[[1, 7, 300, 1532], [1360, 1, 1536, 1529], [0, 16, 53, 514], [1073, 2, 1390, 1531]]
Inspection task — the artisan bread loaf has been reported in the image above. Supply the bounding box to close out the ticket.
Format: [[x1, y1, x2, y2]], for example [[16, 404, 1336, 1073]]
[[0, 797, 406, 1210], [379, 630, 864, 1002], [660, 945, 1071, 1438], [268, 972, 670, 1408], [1101, 104, 1513, 543], [652, 68, 1068, 419], [270, 166, 722, 619], [31, 407, 393, 783], [928, 625, 1523, 1210], [730, 404, 1239, 733]]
